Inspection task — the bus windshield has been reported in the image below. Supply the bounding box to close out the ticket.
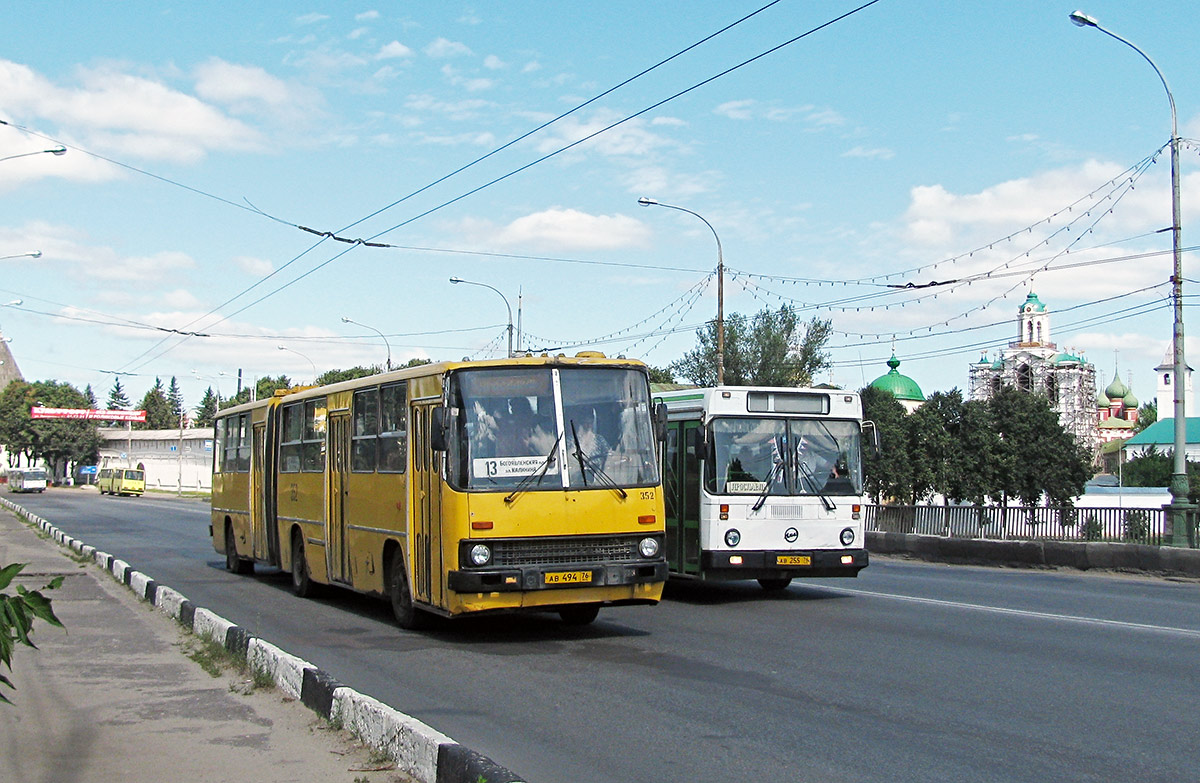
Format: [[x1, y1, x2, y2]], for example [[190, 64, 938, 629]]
[[705, 417, 863, 497], [447, 366, 659, 491]]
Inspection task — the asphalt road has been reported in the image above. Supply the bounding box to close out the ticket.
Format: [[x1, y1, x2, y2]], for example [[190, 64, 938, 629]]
[[10, 487, 1200, 783]]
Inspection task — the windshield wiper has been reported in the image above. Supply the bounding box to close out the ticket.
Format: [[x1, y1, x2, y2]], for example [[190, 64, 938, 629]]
[[569, 420, 627, 499], [797, 460, 836, 511], [504, 433, 562, 505], [751, 460, 785, 512]]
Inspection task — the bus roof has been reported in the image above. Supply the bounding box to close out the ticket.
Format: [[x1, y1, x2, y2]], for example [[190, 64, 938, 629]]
[[653, 385, 862, 418], [215, 354, 649, 419]]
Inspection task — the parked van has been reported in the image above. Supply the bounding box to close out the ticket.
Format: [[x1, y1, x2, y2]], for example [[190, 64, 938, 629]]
[[96, 468, 145, 497], [6, 468, 48, 493]]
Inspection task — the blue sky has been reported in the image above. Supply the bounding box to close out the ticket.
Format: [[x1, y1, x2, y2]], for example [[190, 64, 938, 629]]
[[2, 1, 1198, 412]]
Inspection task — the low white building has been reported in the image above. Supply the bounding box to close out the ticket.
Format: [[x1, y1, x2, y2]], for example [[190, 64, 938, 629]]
[[97, 427, 214, 492]]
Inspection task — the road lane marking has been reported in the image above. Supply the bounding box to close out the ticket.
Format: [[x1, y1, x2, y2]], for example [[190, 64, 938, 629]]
[[808, 584, 1200, 640]]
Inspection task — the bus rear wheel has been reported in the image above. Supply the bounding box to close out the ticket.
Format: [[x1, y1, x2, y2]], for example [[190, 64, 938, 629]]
[[291, 535, 314, 598], [388, 549, 429, 630], [758, 577, 792, 591], [558, 604, 600, 625], [225, 522, 253, 575]]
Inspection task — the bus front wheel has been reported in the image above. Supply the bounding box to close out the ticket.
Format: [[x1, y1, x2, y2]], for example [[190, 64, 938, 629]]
[[387, 549, 429, 630], [558, 604, 600, 625], [291, 535, 314, 598]]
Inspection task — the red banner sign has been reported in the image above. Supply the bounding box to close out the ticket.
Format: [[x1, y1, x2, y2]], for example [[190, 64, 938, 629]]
[[31, 407, 147, 422]]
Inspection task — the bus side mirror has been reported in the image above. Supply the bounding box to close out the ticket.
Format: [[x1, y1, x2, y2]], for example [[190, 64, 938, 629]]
[[862, 420, 880, 456], [430, 405, 449, 452], [654, 403, 668, 441]]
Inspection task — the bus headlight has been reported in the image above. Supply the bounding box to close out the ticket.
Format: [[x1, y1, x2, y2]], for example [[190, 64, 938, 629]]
[[469, 544, 492, 566], [724, 529, 741, 547], [840, 528, 855, 546], [639, 537, 660, 558]]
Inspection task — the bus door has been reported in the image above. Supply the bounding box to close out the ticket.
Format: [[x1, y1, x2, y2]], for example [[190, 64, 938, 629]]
[[326, 412, 352, 584], [411, 402, 443, 608], [663, 420, 703, 575], [251, 423, 268, 560]]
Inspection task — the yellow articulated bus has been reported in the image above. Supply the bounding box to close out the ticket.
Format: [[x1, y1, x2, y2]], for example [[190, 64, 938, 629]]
[[211, 354, 668, 628], [96, 467, 146, 496]]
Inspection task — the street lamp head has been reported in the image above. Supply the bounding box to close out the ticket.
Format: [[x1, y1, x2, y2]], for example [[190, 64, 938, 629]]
[[340, 316, 352, 324], [1069, 10, 1098, 28], [4, 299, 22, 307], [449, 276, 463, 284], [637, 197, 658, 207], [48, 145, 67, 156]]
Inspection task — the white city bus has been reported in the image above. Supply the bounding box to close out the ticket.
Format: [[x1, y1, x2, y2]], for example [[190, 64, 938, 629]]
[[654, 386, 870, 590], [6, 467, 48, 493]]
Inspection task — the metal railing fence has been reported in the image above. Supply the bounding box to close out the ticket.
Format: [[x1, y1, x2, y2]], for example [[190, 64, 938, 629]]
[[863, 504, 1185, 546]]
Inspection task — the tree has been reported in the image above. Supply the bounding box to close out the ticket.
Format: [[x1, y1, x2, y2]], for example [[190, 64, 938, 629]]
[[646, 365, 676, 385], [194, 387, 220, 429], [315, 366, 381, 386], [166, 376, 184, 423], [1134, 401, 1157, 433], [220, 375, 293, 409], [106, 378, 130, 410], [0, 380, 101, 478], [988, 387, 1091, 507], [0, 563, 63, 705], [670, 306, 831, 386], [859, 385, 910, 503], [137, 378, 174, 430]]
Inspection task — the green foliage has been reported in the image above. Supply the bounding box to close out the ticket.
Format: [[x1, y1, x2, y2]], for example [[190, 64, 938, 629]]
[[646, 365, 676, 385], [1133, 401, 1157, 434], [136, 377, 174, 429], [0, 563, 64, 705], [1083, 513, 1103, 541], [1123, 510, 1149, 542], [219, 375, 293, 409], [0, 379, 101, 476], [193, 387, 220, 429], [315, 366, 381, 386], [669, 306, 831, 387], [860, 384, 1091, 508]]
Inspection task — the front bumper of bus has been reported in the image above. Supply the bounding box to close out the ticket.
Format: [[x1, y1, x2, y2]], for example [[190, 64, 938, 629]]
[[701, 547, 869, 579], [448, 533, 668, 593]]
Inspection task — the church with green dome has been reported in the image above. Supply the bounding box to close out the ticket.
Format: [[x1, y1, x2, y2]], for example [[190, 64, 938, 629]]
[[966, 292, 1098, 453], [869, 354, 925, 413]]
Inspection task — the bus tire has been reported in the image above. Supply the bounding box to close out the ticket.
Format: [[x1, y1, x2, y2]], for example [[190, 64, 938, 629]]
[[387, 548, 429, 630], [558, 604, 600, 625], [757, 577, 792, 591], [291, 534, 314, 598], [225, 522, 253, 575]]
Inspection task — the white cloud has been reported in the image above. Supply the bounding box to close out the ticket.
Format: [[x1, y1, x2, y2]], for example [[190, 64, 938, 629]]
[[295, 13, 329, 25], [356, 10, 380, 21], [842, 145, 895, 160], [535, 111, 674, 157], [0, 59, 264, 163], [483, 55, 505, 70], [714, 100, 755, 121], [233, 255, 274, 277], [377, 41, 415, 60], [488, 208, 651, 251], [425, 38, 473, 58]]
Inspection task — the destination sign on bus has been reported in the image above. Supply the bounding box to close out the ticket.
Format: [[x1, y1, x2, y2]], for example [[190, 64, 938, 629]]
[[474, 455, 550, 479]]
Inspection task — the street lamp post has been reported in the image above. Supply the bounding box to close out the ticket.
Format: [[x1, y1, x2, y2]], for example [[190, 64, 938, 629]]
[[449, 277, 514, 357], [638, 197, 726, 385], [277, 345, 317, 383], [0, 146, 66, 164], [0, 251, 41, 261], [1070, 10, 1192, 546], [341, 316, 393, 371]]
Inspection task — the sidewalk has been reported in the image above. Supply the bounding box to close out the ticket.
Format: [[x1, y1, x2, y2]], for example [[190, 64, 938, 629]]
[[0, 505, 410, 783]]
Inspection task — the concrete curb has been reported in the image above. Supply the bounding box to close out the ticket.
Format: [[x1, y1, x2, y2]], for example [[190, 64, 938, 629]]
[[866, 529, 1200, 577], [0, 497, 527, 783]]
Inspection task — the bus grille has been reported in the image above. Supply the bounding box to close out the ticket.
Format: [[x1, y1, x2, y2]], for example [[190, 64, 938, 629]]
[[490, 535, 641, 567]]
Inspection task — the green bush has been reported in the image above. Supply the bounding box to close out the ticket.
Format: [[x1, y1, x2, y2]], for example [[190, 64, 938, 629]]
[[1083, 513, 1103, 541], [1123, 510, 1150, 542], [1, 562, 64, 705]]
